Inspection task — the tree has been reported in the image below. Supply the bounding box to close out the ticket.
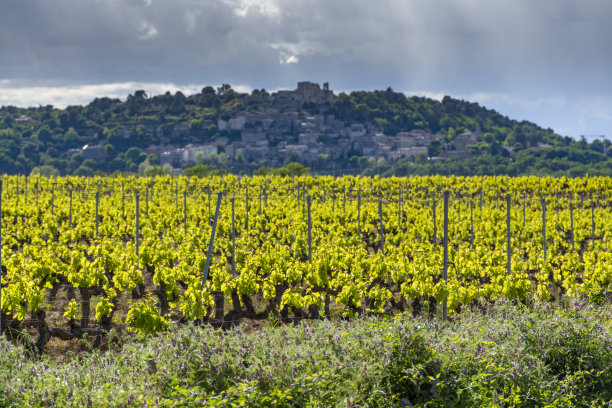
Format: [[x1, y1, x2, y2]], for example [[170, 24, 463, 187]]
[[357, 156, 370, 169], [148, 154, 160, 166], [194, 151, 206, 164], [277, 162, 310, 176], [30, 165, 60, 177], [415, 152, 428, 164], [74, 164, 94, 177], [63, 127, 81, 149], [45, 147, 59, 157], [284, 150, 302, 165], [217, 84, 234, 97], [184, 163, 224, 177], [69, 152, 83, 169], [216, 152, 228, 167], [317, 153, 330, 169], [349, 155, 360, 168], [2, 114, 13, 127], [130, 90, 147, 100], [428, 140, 442, 156], [125, 147, 142, 163], [144, 165, 170, 177], [37, 126, 53, 144], [104, 144, 115, 159], [190, 119, 205, 137], [20, 142, 39, 163], [235, 148, 246, 163]]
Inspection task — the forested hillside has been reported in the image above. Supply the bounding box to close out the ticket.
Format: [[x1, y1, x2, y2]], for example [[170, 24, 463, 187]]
[[0, 85, 609, 176]]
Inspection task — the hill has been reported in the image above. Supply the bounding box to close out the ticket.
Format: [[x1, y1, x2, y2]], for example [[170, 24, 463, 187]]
[[0, 82, 609, 176]]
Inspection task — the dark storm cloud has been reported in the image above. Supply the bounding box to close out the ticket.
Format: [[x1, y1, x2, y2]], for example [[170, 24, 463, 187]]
[[0, 0, 611, 136], [1, 0, 610, 91]]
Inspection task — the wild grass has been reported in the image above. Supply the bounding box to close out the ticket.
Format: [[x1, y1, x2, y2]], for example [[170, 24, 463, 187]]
[[0, 299, 610, 407]]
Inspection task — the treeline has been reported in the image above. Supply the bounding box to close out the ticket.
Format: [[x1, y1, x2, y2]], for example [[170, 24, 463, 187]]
[[361, 143, 612, 178], [333, 90, 564, 148], [0, 85, 247, 175], [0, 85, 610, 177]]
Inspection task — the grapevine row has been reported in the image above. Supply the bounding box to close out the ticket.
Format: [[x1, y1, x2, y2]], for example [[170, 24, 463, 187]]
[[0, 174, 610, 354]]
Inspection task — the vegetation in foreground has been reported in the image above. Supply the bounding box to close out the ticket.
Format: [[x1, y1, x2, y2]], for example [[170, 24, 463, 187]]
[[0, 300, 610, 407]]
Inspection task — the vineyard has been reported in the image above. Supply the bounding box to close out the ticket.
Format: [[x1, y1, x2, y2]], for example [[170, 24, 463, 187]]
[[0, 174, 611, 354]]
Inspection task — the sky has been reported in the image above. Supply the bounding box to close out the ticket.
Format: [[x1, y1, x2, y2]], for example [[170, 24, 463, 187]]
[[1, 0, 611, 140]]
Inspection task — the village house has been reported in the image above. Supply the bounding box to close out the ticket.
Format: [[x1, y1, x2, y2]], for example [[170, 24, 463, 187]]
[[253, 139, 269, 148], [117, 128, 131, 139], [281, 144, 308, 158], [224, 142, 246, 159], [213, 137, 229, 148], [324, 117, 345, 134], [394, 133, 418, 148], [358, 139, 378, 156], [298, 133, 319, 146], [295, 82, 334, 104], [271, 82, 334, 107], [217, 119, 228, 131], [15, 115, 36, 125], [453, 129, 482, 151], [160, 149, 185, 166], [348, 123, 367, 139], [299, 121, 319, 134], [145, 145, 177, 157], [229, 116, 246, 131], [182, 144, 217, 162], [378, 143, 392, 158], [261, 117, 274, 130], [374, 133, 388, 144], [81, 144, 106, 161], [386, 150, 404, 162], [444, 150, 472, 159], [245, 146, 269, 161], [398, 146, 428, 158], [273, 90, 299, 106], [393, 129, 436, 148], [241, 130, 267, 144]]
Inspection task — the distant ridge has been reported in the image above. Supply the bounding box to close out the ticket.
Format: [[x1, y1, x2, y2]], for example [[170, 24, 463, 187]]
[[0, 82, 609, 176]]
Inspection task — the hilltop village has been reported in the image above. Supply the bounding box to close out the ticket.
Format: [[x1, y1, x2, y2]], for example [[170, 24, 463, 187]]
[[4, 81, 607, 177], [137, 82, 482, 169]]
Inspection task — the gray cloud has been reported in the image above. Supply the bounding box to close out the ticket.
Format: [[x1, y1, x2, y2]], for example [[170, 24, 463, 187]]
[[1, 0, 611, 136]]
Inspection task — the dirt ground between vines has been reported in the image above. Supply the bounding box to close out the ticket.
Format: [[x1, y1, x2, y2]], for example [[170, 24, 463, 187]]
[[19, 316, 269, 363]]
